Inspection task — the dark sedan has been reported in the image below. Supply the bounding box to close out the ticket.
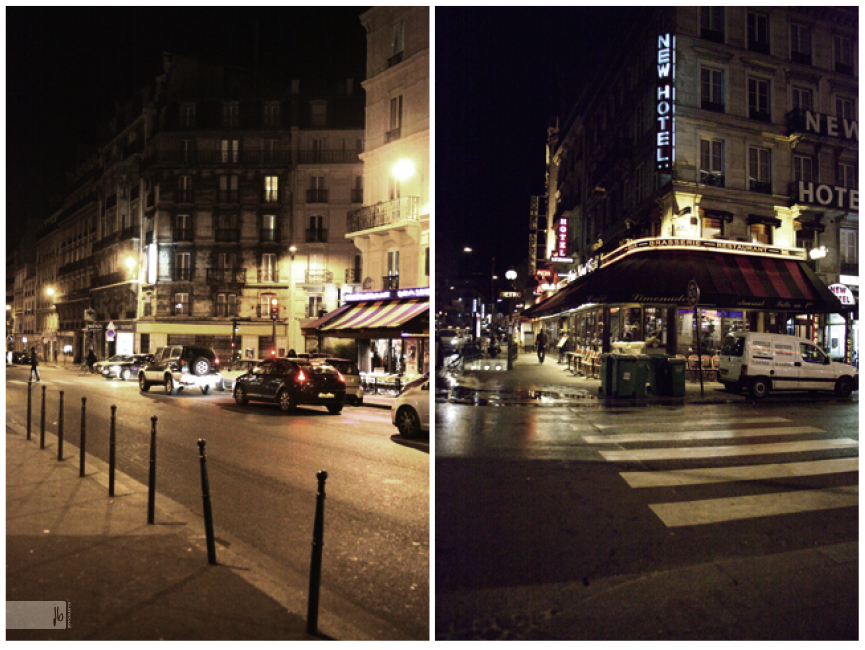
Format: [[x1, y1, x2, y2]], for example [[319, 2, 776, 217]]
[[233, 358, 346, 413], [101, 354, 153, 380]]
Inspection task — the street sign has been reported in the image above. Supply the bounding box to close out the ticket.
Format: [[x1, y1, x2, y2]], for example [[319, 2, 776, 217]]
[[106, 320, 116, 341], [499, 291, 521, 299], [687, 279, 700, 307]]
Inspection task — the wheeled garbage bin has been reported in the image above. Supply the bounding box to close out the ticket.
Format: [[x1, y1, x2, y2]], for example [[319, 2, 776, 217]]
[[613, 354, 638, 397], [634, 355, 649, 397], [666, 356, 687, 396], [646, 354, 668, 395], [599, 353, 615, 396]]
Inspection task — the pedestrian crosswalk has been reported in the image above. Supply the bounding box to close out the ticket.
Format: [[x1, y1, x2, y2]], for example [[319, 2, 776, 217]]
[[584, 414, 859, 528]]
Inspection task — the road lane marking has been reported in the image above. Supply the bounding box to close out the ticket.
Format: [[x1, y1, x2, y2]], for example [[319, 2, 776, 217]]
[[599, 438, 859, 462], [593, 416, 789, 430], [583, 426, 823, 444], [649, 486, 859, 527], [620, 457, 860, 488]]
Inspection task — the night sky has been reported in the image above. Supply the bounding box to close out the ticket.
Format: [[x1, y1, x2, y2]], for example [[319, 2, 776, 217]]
[[435, 7, 625, 284], [5, 6, 368, 253]]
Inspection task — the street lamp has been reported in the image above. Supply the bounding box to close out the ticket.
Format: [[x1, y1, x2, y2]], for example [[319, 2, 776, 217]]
[[288, 246, 297, 353], [392, 158, 416, 182]]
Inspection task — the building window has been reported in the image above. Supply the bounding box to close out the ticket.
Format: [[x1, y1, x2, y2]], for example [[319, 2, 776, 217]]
[[700, 7, 724, 43], [180, 139, 195, 163], [700, 139, 724, 186], [175, 214, 192, 241], [263, 102, 280, 128], [747, 12, 769, 54], [700, 67, 725, 113], [264, 175, 279, 203], [180, 103, 196, 129], [750, 223, 772, 245], [701, 217, 723, 240], [834, 35, 853, 74], [307, 215, 326, 242], [635, 164, 645, 203], [790, 23, 811, 64], [261, 253, 277, 283], [307, 176, 327, 203], [261, 214, 278, 242], [836, 96, 855, 123], [260, 293, 276, 317], [216, 293, 237, 317], [748, 78, 770, 122], [387, 96, 403, 142], [748, 147, 772, 194], [219, 175, 239, 203], [792, 86, 812, 112], [262, 138, 279, 163], [351, 175, 363, 203], [177, 175, 193, 203], [385, 250, 400, 290], [215, 214, 238, 243], [793, 155, 815, 183], [308, 296, 323, 319], [223, 102, 239, 128], [221, 139, 240, 164], [174, 252, 191, 281], [838, 162, 857, 189], [388, 176, 401, 201], [174, 292, 189, 316], [840, 228, 858, 267], [310, 100, 327, 128]]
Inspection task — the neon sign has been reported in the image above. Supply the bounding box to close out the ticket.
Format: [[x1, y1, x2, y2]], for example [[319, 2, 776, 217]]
[[797, 181, 859, 211], [656, 33, 675, 171], [556, 217, 569, 258]]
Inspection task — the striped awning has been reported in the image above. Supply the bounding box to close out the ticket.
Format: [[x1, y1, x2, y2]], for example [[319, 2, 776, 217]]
[[321, 299, 427, 331]]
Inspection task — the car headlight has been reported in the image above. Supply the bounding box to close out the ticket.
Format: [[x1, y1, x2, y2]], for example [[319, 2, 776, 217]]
[[109, 365, 120, 372], [450, 338, 458, 345]]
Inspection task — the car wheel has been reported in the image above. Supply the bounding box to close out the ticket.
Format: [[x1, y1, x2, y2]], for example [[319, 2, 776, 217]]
[[165, 375, 178, 395], [327, 404, 343, 414], [234, 385, 249, 406], [201, 385, 213, 395], [121, 368, 131, 381], [139, 374, 150, 392], [396, 406, 421, 439], [191, 357, 212, 376], [216, 379, 226, 392], [749, 377, 770, 399], [835, 376, 854, 399], [278, 389, 296, 412]]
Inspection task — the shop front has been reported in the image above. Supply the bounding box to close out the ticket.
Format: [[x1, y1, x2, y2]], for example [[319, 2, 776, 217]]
[[525, 238, 848, 362]]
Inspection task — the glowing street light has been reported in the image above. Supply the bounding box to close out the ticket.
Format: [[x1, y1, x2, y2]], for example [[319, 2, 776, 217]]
[[125, 256, 137, 270], [391, 158, 416, 181]]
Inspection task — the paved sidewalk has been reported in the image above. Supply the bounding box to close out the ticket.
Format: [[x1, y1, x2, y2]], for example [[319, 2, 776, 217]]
[[6, 423, 323, 640]]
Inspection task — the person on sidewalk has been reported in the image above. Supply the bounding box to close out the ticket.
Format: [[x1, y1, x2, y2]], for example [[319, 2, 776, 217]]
[[29, 347, 40, 382], [86, 349, 97, 373], [536, 330, 548, 364]]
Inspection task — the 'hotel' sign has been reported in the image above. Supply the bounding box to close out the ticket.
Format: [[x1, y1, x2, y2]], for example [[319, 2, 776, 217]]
[[656, 33, 675, 172]]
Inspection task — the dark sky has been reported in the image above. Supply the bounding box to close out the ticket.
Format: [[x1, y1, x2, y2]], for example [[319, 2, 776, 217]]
[[5, 6, 368, 252], [436, 7, 625, 284]]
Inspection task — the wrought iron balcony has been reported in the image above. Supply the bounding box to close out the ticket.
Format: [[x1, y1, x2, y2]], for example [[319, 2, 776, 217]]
[[91, 270, 127, 288], [347, 196, 420, 234], [215, 228, 240, 243], [749, 179, 772, 195], [385, 127, 401, 143], [262, 190, 280, 204], [260, 228, 280, 243], [345, 268, 361, 283], [214, 304, 240, 317], [257, 269, 279, 283], [173, 228, 193, 242], [206, 268, 246, 284], [175, 189, 195, 203], [382, 275, 399, 290], [351, 188, 363, 203], [304, 269, 333, 284], [218, 190, 239, 203], [306, 189, 329, 203], [298, 150, 361, 164], [700, 171, 725, 187], [172, 267, 193, 282], [305, 228, 328, 243], [387, 51, 404, 68]]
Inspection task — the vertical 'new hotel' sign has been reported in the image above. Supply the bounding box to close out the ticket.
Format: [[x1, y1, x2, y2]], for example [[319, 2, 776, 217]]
[[656, 33, 675, 171]]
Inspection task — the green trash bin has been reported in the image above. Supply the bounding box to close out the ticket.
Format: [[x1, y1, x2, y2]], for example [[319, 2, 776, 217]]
[[599, 353, 615, 396], [634, 355, 649, 397], [666, 357, 687, 397], [646, 354, 668, 396], [613, 354, 638, 397]]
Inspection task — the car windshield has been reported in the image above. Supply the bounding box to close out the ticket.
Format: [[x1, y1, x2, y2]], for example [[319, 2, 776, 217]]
[[326, 360, 358, 375]]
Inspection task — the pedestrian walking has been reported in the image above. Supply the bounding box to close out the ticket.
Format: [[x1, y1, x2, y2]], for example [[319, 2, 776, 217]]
[[86, 349, 97, 373], [29, 347, 40, 382], [536, 330, 548, 364]]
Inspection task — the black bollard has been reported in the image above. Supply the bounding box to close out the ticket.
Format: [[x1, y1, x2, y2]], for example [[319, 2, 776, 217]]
[[26, 380, 32, 440], [198, 439, 217, 565], [40, 385, 46, 449], [57, 391, 65, 461], [147, 416, 157, 525], [108, 405, 117, 497], [306, 469, 328, 635], [79, 398, 87, 477]]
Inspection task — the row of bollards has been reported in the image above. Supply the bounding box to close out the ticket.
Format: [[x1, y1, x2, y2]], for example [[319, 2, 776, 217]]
[[23, 380, 330, 636]]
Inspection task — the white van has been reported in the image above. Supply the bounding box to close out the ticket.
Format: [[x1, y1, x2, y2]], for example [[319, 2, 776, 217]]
[[719, 332, 858, 399]]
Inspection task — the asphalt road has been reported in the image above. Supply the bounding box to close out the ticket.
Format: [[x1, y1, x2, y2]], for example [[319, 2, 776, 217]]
[[6, 364, 429, 640], [435, 397, 858, 637]]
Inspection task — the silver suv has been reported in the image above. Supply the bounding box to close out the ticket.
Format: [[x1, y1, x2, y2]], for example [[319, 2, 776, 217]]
[[138, 346, 222, 395]]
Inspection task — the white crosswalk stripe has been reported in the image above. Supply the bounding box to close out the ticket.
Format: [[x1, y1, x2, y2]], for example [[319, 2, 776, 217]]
[[585, 415, 858, 528]]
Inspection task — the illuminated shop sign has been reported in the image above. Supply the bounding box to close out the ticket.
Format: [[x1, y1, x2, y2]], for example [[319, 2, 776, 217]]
[[790, 110, 858, 142], [829, 284, 856, 306], [601, 237, 801, 268], [550, 256, 574, 264], [796, 181, 859, 212], [147, 244, 157, 284], [556, 217, 569, 258], [656, 33, 676, 171], [344, 287, 430, 302]]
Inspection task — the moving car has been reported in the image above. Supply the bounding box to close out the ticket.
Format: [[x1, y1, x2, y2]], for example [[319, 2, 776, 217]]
[[9, 351, 31, 365], [233, 358, 345, 413], [101, 354, 153, 381], [323, 358, 363, 405], [94, 355, 130, 375], [138, 345, 222, 395], [719, 332, 858, 398], [216, 358, 262, 392], [391, 373, 429, 438]]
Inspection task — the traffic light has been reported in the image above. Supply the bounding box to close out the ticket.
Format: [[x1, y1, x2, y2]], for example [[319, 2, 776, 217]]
[[270, 297, 279, 320]]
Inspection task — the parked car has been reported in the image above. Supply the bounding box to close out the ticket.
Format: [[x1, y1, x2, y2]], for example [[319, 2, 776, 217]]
[[391, 373, 430, 438], [217, 358, 262, 392], [437, 329, 464, 356], [719, 332, 859, 398], [9, 351, 31, 365], [94, 355, 130, 375], [322, 358, 364, 405], [233, 358, 345, 413], [102, 354, 153, 381], [138, 345, 222, 395]]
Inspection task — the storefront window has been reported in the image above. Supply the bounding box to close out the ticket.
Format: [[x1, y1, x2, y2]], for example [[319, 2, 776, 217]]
[[644, 308, 666, 352]]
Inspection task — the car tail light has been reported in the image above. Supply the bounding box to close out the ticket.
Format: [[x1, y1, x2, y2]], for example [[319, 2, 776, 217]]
[[296, 368, 307, 383], [214, 356, 220, 366], [336, 372, 345, 383]]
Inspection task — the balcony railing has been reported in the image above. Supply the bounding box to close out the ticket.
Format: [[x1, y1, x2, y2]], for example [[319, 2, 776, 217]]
[[147, 149, 293, 165], [749, 179, 772, 194], [258, 269, 279, 283], [382, 275, 399, 290], [841, 261, 859, 275], [91, 270, 127, 289], [700, 171, 725, 187], [218, 190, 240, 203], [347, 196, 420, 234], [206, 268, 247, 284], [173, 267, 193, 282], [305, 228, 328, 243], [214, 304, 240, 317], [701, 99, 725, 114], [215, 228, 240, 243], [306, 189, 329, 203], [262, 191, 280, 204], [345, 268, 361, 283], [260, 228, 280, 243], [351, 188, 363, 203], [174, 189, 194, 203], [387, 51, 404, 68], [298, 150, 361, 164], [173, 228, 193, 242], [790, 51, 812, 65], [304, 269, 333, 284], [749, 108, 771, 123], [385, 127, 401, 143]]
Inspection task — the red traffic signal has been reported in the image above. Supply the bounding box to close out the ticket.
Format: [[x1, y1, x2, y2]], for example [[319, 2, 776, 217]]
[[270, 297, 279, 319]]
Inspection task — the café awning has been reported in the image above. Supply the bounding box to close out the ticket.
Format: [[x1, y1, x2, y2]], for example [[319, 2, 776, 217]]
[[526, 248, 845, 318], [302, 299, 429, 339]]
